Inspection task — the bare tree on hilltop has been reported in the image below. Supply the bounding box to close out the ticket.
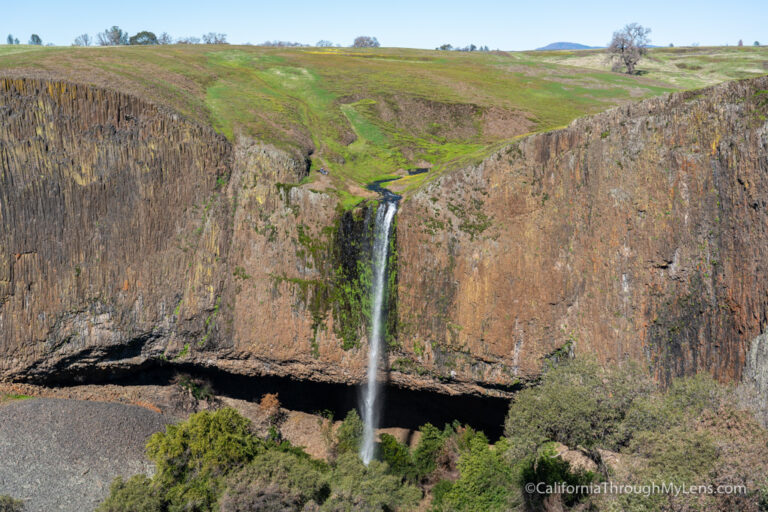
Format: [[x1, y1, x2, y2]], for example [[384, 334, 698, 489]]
[[261, 41, 304, 47], [158, 32, 173, 45], [176, 36, 201, 44], [73, 34, 92, 46], [97, 26, 128, 46], [608, 23, 651, 74], [316, 40, 334, 47], [202, 33, 228, 44], [352, 36, 380, 48]]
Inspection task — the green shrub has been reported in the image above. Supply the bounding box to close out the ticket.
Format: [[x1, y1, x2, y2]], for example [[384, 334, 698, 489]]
[[613, 424, 718, 512], [321, 453, 421, 511], [505, 358, 652, 457], [430, 480, 454, 511], [335, 410, 363, 457], [759, 482, 768, 512], [618, 373, 724, 446], [665, 373, 725, 415], [380, 433, 418, 482], [219, 484, 301, 512], [519, 443, 597, 509], [0, 495, 24, 512], [95, 475, 163, 512], [628, 425, 716, 485], [146, 408, 265, 511], [173, 374, 215, 401], [221, 450, 329, 509], [438, 437, 519, 512], [413, 423, 448, 478]]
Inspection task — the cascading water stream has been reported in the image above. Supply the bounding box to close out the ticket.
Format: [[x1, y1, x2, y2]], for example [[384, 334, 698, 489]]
[[360, 198, 398, 465]]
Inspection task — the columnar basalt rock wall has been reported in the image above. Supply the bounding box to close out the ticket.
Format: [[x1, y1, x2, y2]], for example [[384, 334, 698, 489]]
[[0, 77, 381, 387], [0, 78, 232, 378], [2, 76, 768, 398], [396, 76, 768, 390]]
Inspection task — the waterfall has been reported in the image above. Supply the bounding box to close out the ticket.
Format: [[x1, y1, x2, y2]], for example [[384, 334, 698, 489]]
[[360, 199, 398, 465]]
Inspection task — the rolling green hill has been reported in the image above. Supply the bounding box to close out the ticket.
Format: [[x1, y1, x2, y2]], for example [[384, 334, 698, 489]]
[[1, 44, 766, 203]]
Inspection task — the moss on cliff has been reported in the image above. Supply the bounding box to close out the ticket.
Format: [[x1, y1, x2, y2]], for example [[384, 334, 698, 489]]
[[272, 201, 399, 352]]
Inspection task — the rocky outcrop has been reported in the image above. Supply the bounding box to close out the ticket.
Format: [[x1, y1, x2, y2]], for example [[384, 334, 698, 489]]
[[0, 77, 387, 390], [396, 76, 768, 390], [0, 78, 232, 379], [2, 75, 768, 398]]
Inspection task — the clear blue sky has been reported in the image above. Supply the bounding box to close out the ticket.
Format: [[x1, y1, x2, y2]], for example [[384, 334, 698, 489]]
[[1, 0, 766, 49]]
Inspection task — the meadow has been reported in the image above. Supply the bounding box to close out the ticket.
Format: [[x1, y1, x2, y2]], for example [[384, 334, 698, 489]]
[[1, 44, 765, 203]]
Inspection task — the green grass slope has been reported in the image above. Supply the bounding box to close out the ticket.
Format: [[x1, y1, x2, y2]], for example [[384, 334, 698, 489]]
[[2, 44, 765, 203]]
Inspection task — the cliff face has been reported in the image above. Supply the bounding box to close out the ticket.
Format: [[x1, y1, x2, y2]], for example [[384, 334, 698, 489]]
[[0, 77, 384, 388], [2, 75, 768, 398], [0, 78, 231, 378], [396, 76, 768, 391]]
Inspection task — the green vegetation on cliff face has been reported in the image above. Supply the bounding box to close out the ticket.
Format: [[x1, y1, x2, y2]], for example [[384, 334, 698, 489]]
[[4, 45, 762, 202]]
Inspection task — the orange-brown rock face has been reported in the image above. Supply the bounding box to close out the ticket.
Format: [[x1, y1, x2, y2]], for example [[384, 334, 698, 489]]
[[2, 76, 768, 398], [0, 77, 377, 388], [396, 76, 768, 392], [0, 78, 232, 379]]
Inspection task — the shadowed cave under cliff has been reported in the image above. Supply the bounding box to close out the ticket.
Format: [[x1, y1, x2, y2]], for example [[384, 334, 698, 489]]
[[33, 362, 510, 440]]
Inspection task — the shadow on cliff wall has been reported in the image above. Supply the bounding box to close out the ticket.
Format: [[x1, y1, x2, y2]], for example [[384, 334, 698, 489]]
[[37, 362, 509, 439]]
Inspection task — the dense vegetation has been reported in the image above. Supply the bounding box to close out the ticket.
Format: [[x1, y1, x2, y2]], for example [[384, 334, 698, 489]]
[[98, 357, 768, 511]]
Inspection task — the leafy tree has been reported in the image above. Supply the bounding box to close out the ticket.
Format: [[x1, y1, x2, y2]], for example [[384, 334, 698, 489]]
[[334, 409, 363, 457], [202, 33, 227, 44], [505, 358, 653, 458], [352, 36, 380, 48], [379, 433, 418, 482], [608, 23, 651, 74], [412, 423, 447, 477], [146, 408, 265, 511], [28, 34, 42, 45], [519, 443, 596, 510], [756, 41, 761, 46], [219, 450, 329, 511], [95, 476, 163, 512], [6, 35, 15, 45], [438, 43, 453, 50], [73, 34, 91, 47], [439, 437, 519, 512], [322, 453, 421, 511], [97, 26, 128, 46], [129, 31, 158, 45]]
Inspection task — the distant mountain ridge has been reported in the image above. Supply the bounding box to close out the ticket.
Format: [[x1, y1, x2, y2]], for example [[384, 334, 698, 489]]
[[535, 42, 598, 50]]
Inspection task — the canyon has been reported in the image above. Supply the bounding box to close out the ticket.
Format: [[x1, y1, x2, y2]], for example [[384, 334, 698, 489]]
[[2, 74, 768, 404]]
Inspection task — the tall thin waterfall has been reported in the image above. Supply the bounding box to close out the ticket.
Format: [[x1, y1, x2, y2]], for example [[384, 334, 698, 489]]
[[360, 200, 398, 465]]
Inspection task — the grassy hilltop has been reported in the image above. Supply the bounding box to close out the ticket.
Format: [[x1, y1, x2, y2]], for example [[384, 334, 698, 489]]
[[1, 44, 766, 204]]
